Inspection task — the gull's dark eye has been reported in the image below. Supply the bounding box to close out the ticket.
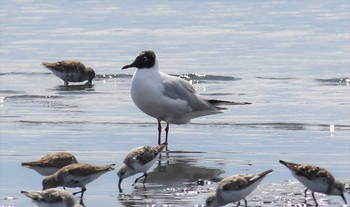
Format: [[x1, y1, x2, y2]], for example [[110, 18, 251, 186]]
[[143, 56, 148, 62]]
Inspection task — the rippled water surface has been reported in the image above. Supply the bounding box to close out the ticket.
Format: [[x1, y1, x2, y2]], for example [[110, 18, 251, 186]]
[[1, 1, 349, 207]]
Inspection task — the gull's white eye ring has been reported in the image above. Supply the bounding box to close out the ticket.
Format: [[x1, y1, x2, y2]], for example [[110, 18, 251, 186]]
[[143, 56, 148, 62]]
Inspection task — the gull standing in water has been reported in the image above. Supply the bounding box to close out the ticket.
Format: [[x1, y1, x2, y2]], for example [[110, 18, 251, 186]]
[[122, 50, 251, 144]]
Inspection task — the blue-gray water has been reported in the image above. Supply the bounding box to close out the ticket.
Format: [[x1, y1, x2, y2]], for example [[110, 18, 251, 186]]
[[0, 1, 349, 206]]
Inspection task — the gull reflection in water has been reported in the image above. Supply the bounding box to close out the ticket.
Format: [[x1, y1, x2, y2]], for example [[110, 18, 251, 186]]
[[118, 151, 223, 207]]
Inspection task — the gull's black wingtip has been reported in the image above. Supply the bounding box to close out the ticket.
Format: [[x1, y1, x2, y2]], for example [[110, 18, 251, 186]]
[[208, 99, 252, 106]]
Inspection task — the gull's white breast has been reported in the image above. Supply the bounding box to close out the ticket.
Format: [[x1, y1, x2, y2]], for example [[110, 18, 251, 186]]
[[130, 68, 192, 124]]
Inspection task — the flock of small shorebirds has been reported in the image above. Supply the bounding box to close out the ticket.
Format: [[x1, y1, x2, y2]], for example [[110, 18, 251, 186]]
[[20, 50, 348, 207]]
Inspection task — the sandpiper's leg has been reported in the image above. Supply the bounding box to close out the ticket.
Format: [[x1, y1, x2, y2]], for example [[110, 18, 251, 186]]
[[73, 191, 80, 195], [243, 198, 247, 206], [80, 187, 86, 198], [235, 201, 241, 207], [79, 198, 85, 207], [64, 81, 69, 86], [73, 187, 86, 197], [311, 191, 318, 206], [118, 178, 123, 193], [132, 173, 146, 186], [304, 188, 308, 199], [340, 193, 347, 204], [142, 173, 148, 185], [303, 188, 309, 204]]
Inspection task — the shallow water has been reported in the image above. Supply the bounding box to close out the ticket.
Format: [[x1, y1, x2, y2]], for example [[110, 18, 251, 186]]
[[0, 1, 349, 207]]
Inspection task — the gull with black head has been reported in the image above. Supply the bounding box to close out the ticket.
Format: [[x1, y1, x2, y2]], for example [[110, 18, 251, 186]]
[[122, 50, 251, 145]]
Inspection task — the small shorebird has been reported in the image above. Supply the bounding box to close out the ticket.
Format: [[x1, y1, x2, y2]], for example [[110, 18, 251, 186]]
[[21, 152, 78, 176], [42, 163, 115, 198], [122, 50, 250, 144], [117, 143, 167, 192], [21, 188, 83, 207], [42, 60, 95, 86], [279, 160, 347, 206], [205, 169, 273, 207]]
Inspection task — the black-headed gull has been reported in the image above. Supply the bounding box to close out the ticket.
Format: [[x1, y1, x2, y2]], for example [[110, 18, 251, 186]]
[[122, 50, 250, 145]]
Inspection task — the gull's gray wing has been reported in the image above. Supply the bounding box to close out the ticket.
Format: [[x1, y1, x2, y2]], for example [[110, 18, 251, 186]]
[[161, 73, 218, 112]]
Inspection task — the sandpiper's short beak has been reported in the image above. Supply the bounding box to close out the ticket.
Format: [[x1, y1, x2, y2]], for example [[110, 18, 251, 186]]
[[118, 178, 123, 193], [340, 193, 347, 204]]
